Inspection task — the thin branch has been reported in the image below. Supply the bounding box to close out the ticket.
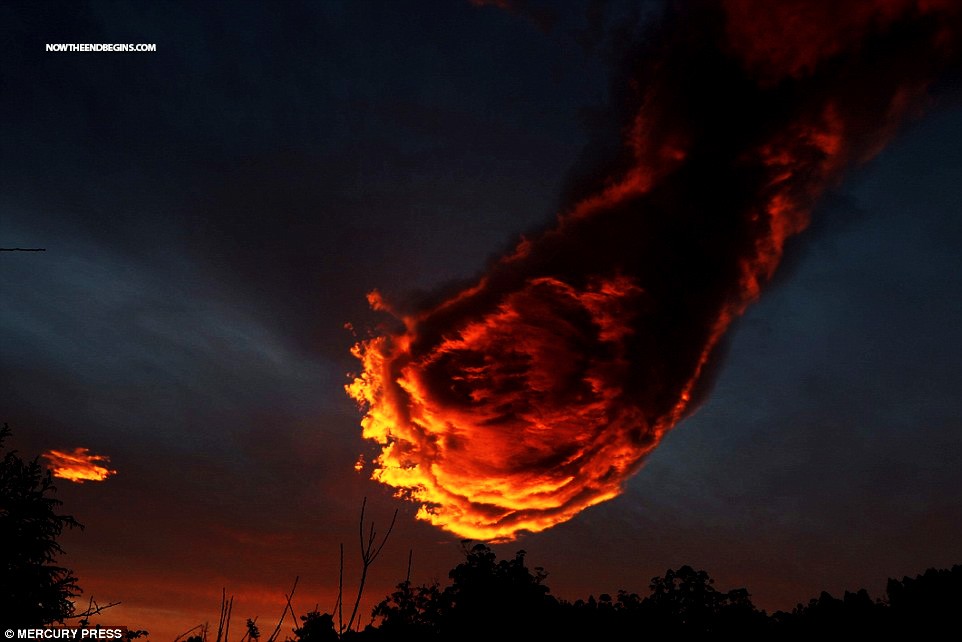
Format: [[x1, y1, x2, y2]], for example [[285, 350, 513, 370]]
[[284, 600, 298, 637], [223, 597, 234, 642], [357, 497, 367, 564], [266, 577, 298, 642], [345, 499, 399, 633], [69, 596, 121, 624], [172, 624, 205, 642], [337, 543, 344, 636], [215, 589, 227, 642], [214, 591, 234, 642]]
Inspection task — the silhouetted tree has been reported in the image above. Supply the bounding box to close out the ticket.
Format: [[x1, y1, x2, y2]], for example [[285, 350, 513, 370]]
[[371, 579, 444, 639], [774, 588, 887, 638], [556, 589, 641, 639], [243, 618, 260, 641], [885, 565, 962, 634], [0, 423, 82, 625], [369, 543, 557, 640], [714, 585, 769, 634], [293, 611, 338, 642], [642, 565, 767, 635], [647, 565, 720, 629], [440, 543, 556, 637]]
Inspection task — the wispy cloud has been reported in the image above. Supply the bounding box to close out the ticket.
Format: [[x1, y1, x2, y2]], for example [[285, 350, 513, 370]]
[[42, 447, 117, 483]]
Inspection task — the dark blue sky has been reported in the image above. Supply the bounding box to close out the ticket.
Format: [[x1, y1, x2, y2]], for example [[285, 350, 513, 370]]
[[2, 1, 960, 636]]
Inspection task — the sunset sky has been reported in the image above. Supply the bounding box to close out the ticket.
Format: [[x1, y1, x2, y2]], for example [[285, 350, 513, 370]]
[[2, 1, 961, 639]]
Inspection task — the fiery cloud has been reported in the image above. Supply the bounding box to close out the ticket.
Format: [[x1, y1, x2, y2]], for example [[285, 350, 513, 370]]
[[348, 1, 962, 540], [42, 448, 117, 483]]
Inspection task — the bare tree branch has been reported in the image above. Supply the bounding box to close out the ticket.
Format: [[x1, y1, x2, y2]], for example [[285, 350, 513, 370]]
[[337, 543, 344, 636], [69, 596, 121, 626], [173, 624, 206, 642], [266, 577, 298, 642], [345, 498, 398, 633]]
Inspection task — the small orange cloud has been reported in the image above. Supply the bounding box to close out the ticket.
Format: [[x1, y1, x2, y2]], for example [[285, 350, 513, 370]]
[[42, 448, 117, 483]]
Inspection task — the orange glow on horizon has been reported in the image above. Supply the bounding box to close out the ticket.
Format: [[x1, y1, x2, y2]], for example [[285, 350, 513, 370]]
[[42, 447, 117, 483]]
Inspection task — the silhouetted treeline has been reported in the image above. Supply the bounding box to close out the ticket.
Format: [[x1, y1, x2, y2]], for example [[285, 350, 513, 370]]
[[287, 543, 961, 640], [4, 421, 959, 638]]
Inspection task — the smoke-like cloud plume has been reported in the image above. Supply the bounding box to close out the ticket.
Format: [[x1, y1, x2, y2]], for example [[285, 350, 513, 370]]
[[348, 0, 962, 540]]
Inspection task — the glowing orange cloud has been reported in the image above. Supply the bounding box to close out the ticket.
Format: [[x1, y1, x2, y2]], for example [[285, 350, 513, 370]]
[[347, 1, 962, 541], [42, 448, 117, 483]]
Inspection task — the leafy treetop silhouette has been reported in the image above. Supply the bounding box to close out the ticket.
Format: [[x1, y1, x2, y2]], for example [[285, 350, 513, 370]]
[[0, 423, 83, 626], [370, 542, 555, 640]]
